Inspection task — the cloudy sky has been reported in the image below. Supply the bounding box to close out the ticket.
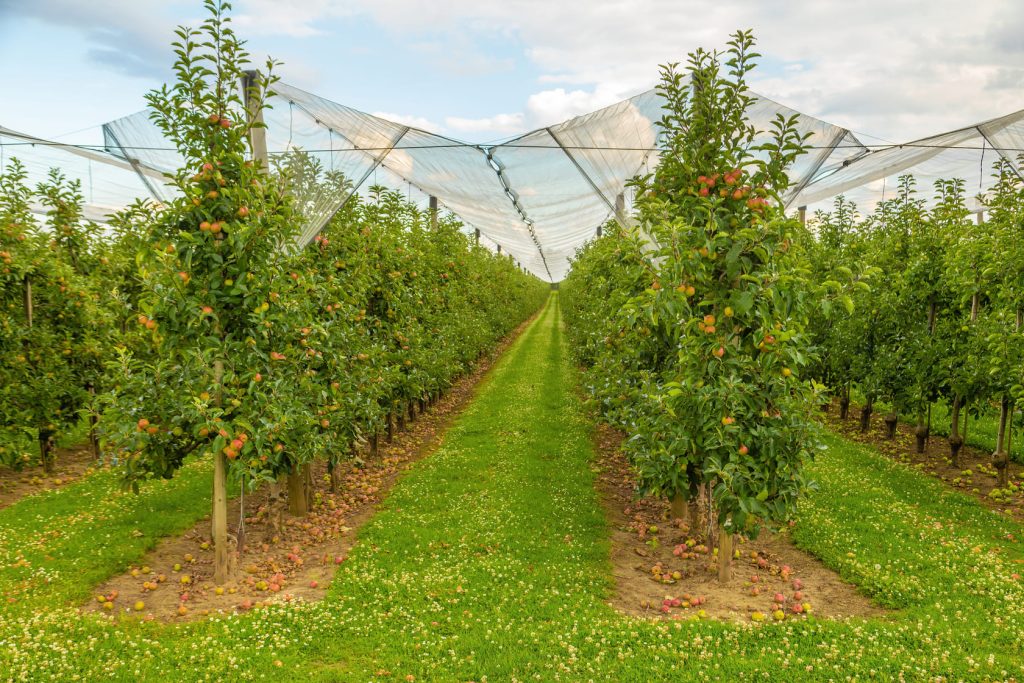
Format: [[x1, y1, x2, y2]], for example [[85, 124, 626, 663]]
[[0, 0, 1021, 146]]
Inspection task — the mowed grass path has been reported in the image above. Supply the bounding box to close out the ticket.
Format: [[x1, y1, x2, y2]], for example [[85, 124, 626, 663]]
[[2, 293, 1024, 681]]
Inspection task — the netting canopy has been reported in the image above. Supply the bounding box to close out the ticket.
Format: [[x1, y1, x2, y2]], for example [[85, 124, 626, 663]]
[[4, 79, 1023, 281], [0, 126, 171, 222]]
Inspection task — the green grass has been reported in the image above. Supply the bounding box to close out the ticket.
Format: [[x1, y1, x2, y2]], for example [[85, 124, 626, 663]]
[[1, 294, 1023, 681]]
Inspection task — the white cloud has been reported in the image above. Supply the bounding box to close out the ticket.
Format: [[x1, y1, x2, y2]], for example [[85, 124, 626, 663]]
[[524, 84, 627, 128], [5, 0, 1024, 144], [339, 0, 1024, 142], [232, 0, 355, 37]]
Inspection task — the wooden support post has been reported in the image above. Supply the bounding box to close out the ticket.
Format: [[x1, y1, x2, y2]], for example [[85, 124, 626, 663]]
[[212, 360, 229, 584], [429, 195, 438, 230], [614, 192, 625, 223], [596, 224, 602, 237], [798, 205, 807, 226], [718, 525, 733, 582], [497, 244, 501, 254], [288, 465, 309, 516], [474, 228, 480, 244]]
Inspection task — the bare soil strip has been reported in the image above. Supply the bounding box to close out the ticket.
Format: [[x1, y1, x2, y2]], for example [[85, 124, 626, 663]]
[[85, 317, 534, 622], [593, 423, 883, 623], [0, 446, 101, 510]]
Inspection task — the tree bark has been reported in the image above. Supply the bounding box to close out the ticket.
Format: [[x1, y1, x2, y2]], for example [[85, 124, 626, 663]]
[[38, 430, 54, 474], [671, 492, 698, 529], [949, 395, 964, 467], [859, 396, 874, 433], [994, 396, 1011, 489], [838, 384, 850, 420], [884, 412, 898, 439], [88, 384, 99, 459], [914, 406, 928, 453]]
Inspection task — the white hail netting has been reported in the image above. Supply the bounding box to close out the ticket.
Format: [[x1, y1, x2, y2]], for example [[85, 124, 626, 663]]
[[5, 78, 1023, 281], [0, 126, 171, 222]]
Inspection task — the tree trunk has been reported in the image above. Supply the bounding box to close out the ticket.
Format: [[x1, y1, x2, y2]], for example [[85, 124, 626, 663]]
[[884, 412, 898, 439], [408, 400, 416, 422], [963, 401, 970, 445], [671, 492, 697, 529], [949, 395, 964, 467], [993, 396, 1011, 489], [717, 525, 733, 583], [212, 360, 229, 585], [88, 384, 99, 459], [370, 432, 379, 457], [288, 465, 309, 516], [914, 406, 928, 453], [268, 476, 286, 536], [328, 460, 339, 493], [838, 384, 850, 420], [304, 462, 314, 511], [859, 397, 874, 433], [38, 430, 54, 474], [419, 396, 427, 414], [397, 407, 406, 431], [386, 412, 394, 443]]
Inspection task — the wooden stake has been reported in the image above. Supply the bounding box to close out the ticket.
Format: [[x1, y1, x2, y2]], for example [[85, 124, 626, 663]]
[[288, 465, 309, 516], [212, 360, 229, 584], [718, 525, 733, 582], [429, 195, 438, 230]]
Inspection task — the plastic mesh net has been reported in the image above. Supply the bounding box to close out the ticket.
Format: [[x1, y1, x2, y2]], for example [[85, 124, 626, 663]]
[[4, 79, 1022, 281]]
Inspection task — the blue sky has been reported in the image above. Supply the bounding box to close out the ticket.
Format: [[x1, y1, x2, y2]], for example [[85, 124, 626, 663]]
[[1, 0, 1022, 145]]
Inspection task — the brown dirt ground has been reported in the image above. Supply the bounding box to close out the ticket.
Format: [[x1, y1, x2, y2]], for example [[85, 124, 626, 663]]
[[0, 446, 103, 510], [85, 316, 534, 623], [593, 424, 884, 623], [823, 402, 1024, 522]]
